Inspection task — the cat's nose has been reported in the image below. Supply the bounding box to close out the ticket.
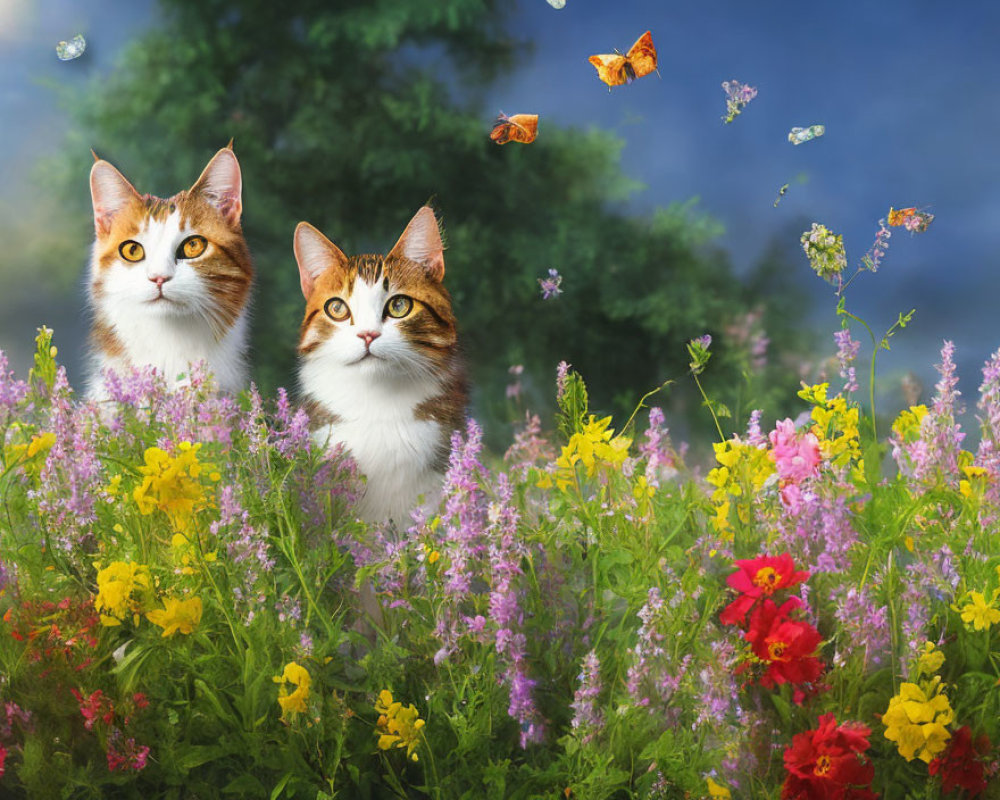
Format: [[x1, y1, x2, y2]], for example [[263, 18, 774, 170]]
[[358, 331, 381, 348], [149, 275, 172, 287]]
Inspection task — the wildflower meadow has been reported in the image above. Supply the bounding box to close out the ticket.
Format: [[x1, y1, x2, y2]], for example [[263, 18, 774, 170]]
[[3, 264, 1000, 799]]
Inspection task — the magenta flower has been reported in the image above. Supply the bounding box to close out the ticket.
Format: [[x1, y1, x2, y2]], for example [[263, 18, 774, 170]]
[[769, 418, 821, 484]]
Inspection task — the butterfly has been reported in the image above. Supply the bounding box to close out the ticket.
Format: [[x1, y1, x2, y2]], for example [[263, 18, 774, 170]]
[[490, 112, 539, 145], [887, 207, 934, 232], [588, 31, 658, 89]]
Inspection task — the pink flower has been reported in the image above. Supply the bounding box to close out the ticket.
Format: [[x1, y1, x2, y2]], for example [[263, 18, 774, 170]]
[[769, 419, 821, 483]]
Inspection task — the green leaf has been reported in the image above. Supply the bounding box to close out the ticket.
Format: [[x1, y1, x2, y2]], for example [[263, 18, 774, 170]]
[[270, 772, 293, 800]]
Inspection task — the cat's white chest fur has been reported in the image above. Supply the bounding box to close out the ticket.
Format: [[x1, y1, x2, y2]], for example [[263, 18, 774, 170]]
[[303, 360, 443, 523], [88, 307, 249, 398]]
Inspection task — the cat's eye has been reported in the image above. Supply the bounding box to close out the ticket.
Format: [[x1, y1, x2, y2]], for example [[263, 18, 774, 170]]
[[119, 240, 145, 263], [177, 235, 207, 259], [324, 297, 351, 322], [385, 295, 414, 319]]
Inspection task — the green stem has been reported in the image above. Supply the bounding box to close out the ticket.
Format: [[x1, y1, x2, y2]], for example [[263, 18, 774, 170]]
[[693, 372, 725, 442]]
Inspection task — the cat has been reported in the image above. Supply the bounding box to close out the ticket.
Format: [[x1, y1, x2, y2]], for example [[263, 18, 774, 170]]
[[294, 206, 467, 523], [86, 144, 253, 399]]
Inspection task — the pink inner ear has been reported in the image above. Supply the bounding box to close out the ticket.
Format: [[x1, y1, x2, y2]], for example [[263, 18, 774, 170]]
[[90, 161, 138, 235], [294, 222, 348, 299], [390, 207, 445, 281], [192, 149, 242, 224]]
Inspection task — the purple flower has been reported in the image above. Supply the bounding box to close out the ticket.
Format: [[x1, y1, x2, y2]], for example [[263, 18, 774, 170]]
[[893, 341, 965, 487], [834, 329, 861, 394], [831, 584, 889, 671], [0, 350, 28, 427], [570, 650, 604, 744], [860, 217, 892, 273], [538, 268, 563, 299], [721, 80, 757, 123], [556, 361, 571, 401]]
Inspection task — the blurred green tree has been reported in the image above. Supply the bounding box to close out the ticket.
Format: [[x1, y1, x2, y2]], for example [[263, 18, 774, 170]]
[[49, 0, 809, 442]]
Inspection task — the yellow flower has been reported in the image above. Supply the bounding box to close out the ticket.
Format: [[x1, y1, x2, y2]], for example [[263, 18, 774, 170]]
[[27, 432, 56, 458], [916, 642, 944, 677], [706, 777, 731, 799], [94, 561, 151, 626], [132, 442, 212, 533], [543, 415, 631, 492], [273, 662, 311, 718], [959, 465, 989, 498], [375, 689, 425, 762], [882, 679, 953, 763], [957, 591, 1000, 632], [146, 595, 203, 637], [892, 405, 928, 442], [105, 474, 123, 497]]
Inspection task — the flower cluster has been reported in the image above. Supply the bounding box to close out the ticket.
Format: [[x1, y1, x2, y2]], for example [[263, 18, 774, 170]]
[[705, 439, 774, 538], [132, 442, 218, 533], [374, 690, 425, 762], [801, 223, 847, 284], [94, 561, 151, 627], [537, 415, 631, 492], [721, 80, 757, 123], [882, 678, 954, 763], [720, 554, 824, 703]]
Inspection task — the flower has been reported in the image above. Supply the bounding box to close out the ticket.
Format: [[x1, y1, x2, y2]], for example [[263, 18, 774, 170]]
[[273, 662, 311, 718], [801, 223, 847, 284], [721, 80, 757, 123], [94, 561, 151, 626], [70, 688, 114, 731], [745, 598, 824, 693], [538, 268, 563, 299], [956, 591, 1000, 631], [928, 725, 989, 797], [916, 641, 945, 676], [882, 678, 953, 763], [145, 596, 203, 637], [781, 713, 877, 800], [132, 442, 213, 533], [539, 415, 630, 491], [570, 650, 603, 745], [720, 553, 810, 626], [706, 776, 731, 798], [106, 726, 150, 772], [375, 690, 425, 761]]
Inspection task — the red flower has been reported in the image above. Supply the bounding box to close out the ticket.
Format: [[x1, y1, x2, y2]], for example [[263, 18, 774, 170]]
[[782, 713, 877, 800], [929, 725, 989, 796], [746, 598, 824, 692], [70, 688, 115, 731], [0, 744, 6, 778], [720, 553, 810, 626]]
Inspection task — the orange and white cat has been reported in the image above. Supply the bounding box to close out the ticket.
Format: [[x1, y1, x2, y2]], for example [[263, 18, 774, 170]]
[[86, 145, 253, 398], [294, 207, 467, 523]]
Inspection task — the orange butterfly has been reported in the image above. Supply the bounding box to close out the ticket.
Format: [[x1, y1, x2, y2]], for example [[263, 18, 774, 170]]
[[588, 31, 658, 89], [490, 112, 539, 145], [887, 207, 917, 227]]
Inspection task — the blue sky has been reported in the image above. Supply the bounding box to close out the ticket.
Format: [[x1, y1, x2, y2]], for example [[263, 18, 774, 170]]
[[2, 0, 998, 421]]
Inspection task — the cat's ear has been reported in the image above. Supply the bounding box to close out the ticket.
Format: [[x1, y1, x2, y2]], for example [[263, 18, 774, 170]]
[[190, 147, 242, 226], [388, 206, 445, 281], [294, 222, 349, 298], [90, 159, 140, 236]]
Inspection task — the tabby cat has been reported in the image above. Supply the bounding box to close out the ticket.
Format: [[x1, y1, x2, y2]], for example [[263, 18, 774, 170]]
[[86, 145, 253, 398], [294, 207, 467, 523]]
